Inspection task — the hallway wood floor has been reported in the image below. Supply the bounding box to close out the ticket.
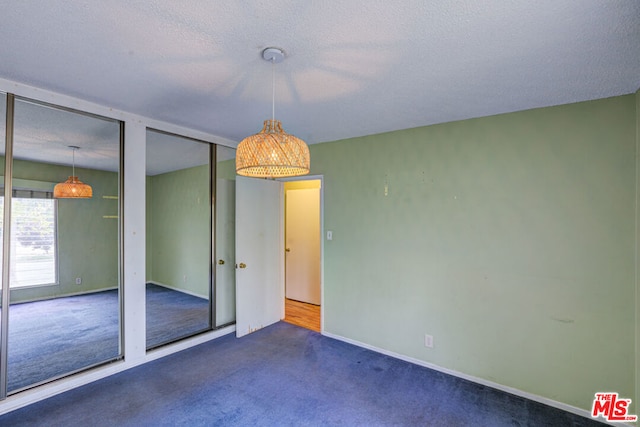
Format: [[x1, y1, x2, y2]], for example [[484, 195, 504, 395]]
[[283, 298, 320, 332]]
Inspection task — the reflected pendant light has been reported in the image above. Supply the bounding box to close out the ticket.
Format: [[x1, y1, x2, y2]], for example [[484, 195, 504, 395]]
[[54, 146, 93, 198], [236, 47, 310, 178]]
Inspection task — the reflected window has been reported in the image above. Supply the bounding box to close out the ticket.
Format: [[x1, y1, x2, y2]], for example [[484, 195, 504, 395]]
[[0, 196, 57, 288]]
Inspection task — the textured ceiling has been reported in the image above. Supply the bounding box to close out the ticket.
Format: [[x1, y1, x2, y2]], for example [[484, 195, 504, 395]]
[[0, 1, 638, 170]]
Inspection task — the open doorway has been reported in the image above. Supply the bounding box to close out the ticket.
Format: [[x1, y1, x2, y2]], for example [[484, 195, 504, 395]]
[[282, 178, 322, 332]]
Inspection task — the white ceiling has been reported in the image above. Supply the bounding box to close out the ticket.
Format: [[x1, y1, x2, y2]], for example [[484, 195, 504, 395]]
[[0, 1, 638, 171]]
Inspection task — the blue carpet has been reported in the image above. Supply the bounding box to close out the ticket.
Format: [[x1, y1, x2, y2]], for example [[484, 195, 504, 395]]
[[4, 284, 209, 392], [0, 322, 605, 426]]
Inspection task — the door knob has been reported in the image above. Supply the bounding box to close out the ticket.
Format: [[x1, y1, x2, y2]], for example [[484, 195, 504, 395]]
[[218, 259, 225, 265], [285, 248, 291, 252], [238, 263, 247, 269]]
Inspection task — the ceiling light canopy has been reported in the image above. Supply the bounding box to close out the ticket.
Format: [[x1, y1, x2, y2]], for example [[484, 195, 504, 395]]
[[236, 48, 310, 178], [54, 146, 93, 198]]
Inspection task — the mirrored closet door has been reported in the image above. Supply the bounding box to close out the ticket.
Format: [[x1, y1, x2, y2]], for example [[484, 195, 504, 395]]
[[145, 130, 212, 349], [0, 93, 6, 392], [215, 145, 236, 327], [5, 97, 122, 394]]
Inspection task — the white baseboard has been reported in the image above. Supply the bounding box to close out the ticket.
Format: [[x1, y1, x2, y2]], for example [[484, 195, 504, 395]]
[[147, 280, 208, 299], [321, 331, 607, 424], [10, 286, 118, 305]]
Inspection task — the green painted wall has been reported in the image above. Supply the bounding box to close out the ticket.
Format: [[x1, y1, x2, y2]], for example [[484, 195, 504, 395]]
[[8, 159, 119, 303], [312, 95, 636, 411], [147, 165, 210, 298]]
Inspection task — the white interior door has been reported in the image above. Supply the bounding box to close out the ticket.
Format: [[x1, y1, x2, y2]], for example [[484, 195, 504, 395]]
[[235, 176, 284, 337], [285, 188, 321, 305]]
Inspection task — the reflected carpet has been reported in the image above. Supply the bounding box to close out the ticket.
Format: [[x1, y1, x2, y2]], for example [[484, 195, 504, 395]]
[[4, 284, 208, 392], [145, 283, 210, 349]]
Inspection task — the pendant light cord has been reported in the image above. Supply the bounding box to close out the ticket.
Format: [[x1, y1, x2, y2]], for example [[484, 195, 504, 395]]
[[72, 147, 76, 177], [271, 57, 275, 122]]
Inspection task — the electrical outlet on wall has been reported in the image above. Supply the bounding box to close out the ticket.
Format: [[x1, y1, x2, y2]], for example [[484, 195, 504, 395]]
[[424, 334, 434, 348], [75, 277, 82, 285]]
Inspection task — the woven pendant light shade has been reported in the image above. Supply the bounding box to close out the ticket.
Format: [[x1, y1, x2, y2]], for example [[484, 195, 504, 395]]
[[53, 176, 93, 198], [236, 119, 310, 178]]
